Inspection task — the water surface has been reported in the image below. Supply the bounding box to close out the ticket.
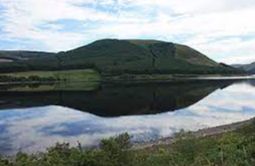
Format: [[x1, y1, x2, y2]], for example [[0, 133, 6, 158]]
[[0, 79, 255, 155]]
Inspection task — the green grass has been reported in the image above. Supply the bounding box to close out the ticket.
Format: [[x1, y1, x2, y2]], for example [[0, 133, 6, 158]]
[[0, 120, 254, 166], [0, 69, 101, 82], [0, 69, 101, 91]]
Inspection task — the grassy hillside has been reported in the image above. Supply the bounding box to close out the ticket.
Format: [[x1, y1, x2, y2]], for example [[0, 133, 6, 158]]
[[59, 39, 239, 75], [0, 39, 242, 75], [128, 40, 218, 66]]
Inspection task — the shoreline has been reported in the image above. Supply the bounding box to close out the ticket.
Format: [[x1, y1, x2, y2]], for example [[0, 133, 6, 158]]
[[0, 74, 253, 85], [133, 117, 255, 150]]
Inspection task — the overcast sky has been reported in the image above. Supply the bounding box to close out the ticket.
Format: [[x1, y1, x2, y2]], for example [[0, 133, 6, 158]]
[[0, 0, 254, 64]]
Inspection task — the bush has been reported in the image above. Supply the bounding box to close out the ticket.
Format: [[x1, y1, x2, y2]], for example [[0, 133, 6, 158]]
[[0, 133, 132, 166]]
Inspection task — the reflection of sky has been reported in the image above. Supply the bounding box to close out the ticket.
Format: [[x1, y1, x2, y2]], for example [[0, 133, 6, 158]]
[[0, 82, 255, 155]]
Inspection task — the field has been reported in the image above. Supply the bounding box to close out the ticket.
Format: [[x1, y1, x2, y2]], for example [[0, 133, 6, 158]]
[[0, 69, 101, 82], [0, 69, 101, 91]]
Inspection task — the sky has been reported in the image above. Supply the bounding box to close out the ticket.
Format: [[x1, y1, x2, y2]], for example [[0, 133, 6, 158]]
[[0, 0, 255, 64]]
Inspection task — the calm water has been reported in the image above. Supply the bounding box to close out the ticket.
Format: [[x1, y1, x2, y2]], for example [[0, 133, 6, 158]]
[[0, 79, 255, 155]]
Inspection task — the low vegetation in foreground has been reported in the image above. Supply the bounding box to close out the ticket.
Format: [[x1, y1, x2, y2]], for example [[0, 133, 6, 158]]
[[1, 120, 255, 166]]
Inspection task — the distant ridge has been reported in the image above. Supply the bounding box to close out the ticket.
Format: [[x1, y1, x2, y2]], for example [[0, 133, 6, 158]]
[[232, 62, 255, 74]]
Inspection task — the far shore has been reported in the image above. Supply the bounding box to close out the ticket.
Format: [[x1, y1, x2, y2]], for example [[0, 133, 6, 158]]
[[1, 73, 253, 84]]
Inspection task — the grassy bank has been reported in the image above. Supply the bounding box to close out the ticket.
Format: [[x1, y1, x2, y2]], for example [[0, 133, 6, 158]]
[[0, 69, 101, 83], [0, 69, 101, 92], [0, 69, 100, 82], [0, 119, 254, 166]]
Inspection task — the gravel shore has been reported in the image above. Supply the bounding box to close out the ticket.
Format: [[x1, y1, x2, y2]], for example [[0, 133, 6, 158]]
[[134, 117, 255, 150]]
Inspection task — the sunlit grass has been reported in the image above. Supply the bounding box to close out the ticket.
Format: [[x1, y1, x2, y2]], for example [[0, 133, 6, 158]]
[[0, 69, 101, 82]]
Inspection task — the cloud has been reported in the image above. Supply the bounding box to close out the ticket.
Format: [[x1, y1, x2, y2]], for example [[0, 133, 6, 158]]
[[0, 0, 255, 63], [0, 0, 116, 51]]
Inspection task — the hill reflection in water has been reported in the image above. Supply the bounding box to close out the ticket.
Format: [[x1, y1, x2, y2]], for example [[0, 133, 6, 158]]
[[0, 80, 239, 117], [0, 80, 255, 155]]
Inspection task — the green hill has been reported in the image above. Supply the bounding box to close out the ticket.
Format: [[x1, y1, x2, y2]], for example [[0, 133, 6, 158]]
[[0, 39, 241, 75], [58, 39, 239, 75]]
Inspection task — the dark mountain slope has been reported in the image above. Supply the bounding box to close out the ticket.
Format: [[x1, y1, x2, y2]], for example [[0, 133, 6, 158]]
[[232, 62, 255, 74], [0, 51, 54, 59], [0, 51, 57, 72]]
